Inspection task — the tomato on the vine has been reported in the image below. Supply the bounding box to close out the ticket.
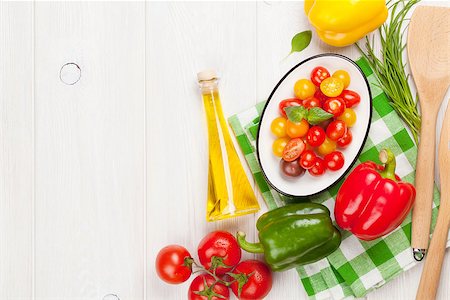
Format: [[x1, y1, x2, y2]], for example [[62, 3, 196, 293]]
[[188, 274, 230, 300], [155, 245, 192, 284], [317, 137, 337, 156], [306, 126, 326, 147], [324, 151, 345, 171], [337, 108, 357, 127], [272, 137, 289, 157], [302, 97, 321, 108], [197, 231, 241, 275], [299, 150, 316, 169], [309, 157, 326, 176], [310, 66, 330, 86], [230, 260, 273, 300], [337, 130, 353, 148], [323, 97, 346, 117], [282, 138, 305, 162], [286, 119, 309, 138], [340, 90, 361, 108], [320, 77, 344, 97], [270, 117, 287, 137], [279, 98, 302, 117], [294, 79, 316, 100], [332, 70, 350, 88], [326, 120, 347, 141]]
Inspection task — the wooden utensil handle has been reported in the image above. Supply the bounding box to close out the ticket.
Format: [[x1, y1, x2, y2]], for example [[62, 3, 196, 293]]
[[412, 112, 438, 254]]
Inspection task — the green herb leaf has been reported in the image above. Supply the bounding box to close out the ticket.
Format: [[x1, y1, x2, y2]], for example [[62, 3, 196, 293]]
[[290, 30, 312, 55], [307, 107, 333, 125], [284, 106, 308, 123]]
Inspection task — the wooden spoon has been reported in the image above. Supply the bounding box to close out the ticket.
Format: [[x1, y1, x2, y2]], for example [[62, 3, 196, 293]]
[[408, 6, 450, 261], [416, 102, 450, 300]]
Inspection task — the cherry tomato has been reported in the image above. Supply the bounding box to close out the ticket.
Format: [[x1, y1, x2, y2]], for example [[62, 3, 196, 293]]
[[280, 158, 305, 177], [302, 97, 321, 108], [317, 137, 337, 156], [286, 119, 309, 138], [299, 150, 317, 169], [309, 157, 326, 176], [317, 119, 332, 130], [294, 79, 316, 100], [188, 274, 230, 300], [340, 90, 361, 108], [306, 126, 326, 147], [324, 151, 345, 171], [337, 130, 353, 148], [314, 89, 329, 103], [332, 70, 351, 88], [326, 120, 347, 141], [311, 66, 330, 86], [320, 77, 344, 97], [270, 117, 287, 137], [279, 98, 302, 117], [322, 97, 346, 117], [230, 260, 273, 300], [272, 137, 289, 157], [155, 245, 192, 284], [337, 108, 357, 127], [282, 138, 305, 162], [198, 231, 241, 275]]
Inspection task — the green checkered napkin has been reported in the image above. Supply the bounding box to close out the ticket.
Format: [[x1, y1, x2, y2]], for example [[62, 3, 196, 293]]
[[228, 57, 449, 299]]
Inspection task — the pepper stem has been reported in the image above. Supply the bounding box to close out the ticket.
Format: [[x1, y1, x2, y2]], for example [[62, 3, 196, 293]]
[[379, 149, 397, 180], [236, 231, 264, 254]]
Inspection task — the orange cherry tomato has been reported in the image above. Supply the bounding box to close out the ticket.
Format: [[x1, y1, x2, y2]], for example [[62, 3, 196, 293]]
[[286, 119, 310, 138]]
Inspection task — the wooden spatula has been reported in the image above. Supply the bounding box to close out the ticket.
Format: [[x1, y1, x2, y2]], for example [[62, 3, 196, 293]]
[[408, 6, 450, 261], [416, 102, 450, 300]]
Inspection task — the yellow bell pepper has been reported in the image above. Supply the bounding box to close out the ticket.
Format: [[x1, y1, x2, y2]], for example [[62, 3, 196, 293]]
[[304, 0, 388, 47]]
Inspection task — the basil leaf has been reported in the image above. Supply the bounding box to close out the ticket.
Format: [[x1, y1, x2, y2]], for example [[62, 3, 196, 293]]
[[290, 30, 312, 54], [284, 106, 308, 123], [307, 107, 333, 125]]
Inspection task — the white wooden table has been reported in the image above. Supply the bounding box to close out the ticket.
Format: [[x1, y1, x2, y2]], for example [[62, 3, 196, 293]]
[[1, 2, 449, 300]]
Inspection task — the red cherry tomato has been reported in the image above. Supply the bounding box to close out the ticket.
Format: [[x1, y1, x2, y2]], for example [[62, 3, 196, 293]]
[[299, 150, 317, 169], [278, 98, 302, 117], [322, 97, 346, 117], [230, 260, 273, 300], [306, 126, 326, 147], [282, 138, 306, 162], [337, 130, 353, 148], [310, 66, 330, 86], [309, 157, 326, 176], [324, 151, 345, 171], [314, 89, 329, 103], [340, 90, 361, 108], [326, 120, 347, 141], [197, 231, 241, 275], [188, 274, 230, 300], [155, 245, 192, 284], [302, 97, 321, 108]]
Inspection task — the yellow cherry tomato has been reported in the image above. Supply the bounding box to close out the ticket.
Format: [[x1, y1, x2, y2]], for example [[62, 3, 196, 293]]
[[332, 70, 351, 88], [317, 137, 337, 156], [273, 137, 290, 157], [271, 117, 287, 137], [294, 79, 316, 100], [286, 119, 310, 138], [320, 77, 344, 97], [337, 108, 357, 127]]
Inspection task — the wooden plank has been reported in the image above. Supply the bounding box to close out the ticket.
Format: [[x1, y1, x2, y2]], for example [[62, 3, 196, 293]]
[[146, 2, 258, 299], [0, 2, 34, 299], [33, 2, 145, 299]]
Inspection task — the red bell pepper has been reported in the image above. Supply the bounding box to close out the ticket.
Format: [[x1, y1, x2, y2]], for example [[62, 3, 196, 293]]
[[335, 149, 415, 241]]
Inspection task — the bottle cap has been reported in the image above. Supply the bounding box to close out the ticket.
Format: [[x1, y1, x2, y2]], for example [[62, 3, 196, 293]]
[[197, 70, 217, 82]]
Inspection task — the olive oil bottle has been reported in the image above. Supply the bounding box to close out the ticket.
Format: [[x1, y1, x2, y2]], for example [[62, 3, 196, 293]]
[[197, 70, 260, 221]]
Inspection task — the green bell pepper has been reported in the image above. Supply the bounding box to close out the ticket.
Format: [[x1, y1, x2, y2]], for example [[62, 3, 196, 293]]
[[237, 203, 341, 271]]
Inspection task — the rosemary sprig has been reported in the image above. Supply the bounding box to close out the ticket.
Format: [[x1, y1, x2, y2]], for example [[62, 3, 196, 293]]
[[356, 0, 421, 144]]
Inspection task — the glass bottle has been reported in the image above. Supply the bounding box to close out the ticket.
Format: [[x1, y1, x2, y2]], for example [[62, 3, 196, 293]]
[[197, 70, 260, 221]]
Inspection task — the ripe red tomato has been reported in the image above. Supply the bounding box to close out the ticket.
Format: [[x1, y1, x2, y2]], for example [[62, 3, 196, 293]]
[[337, 130, 353, 148], [299, 150, 317, 169], [188, 274, 230, 300], [322, 97, 346, 117], [278, 98, 302, 117], [306, 126, 326, 147], [310, 66, 330, 86], [198, 231, 241, 275], [314, 89, 329, 103], [309, 157, 327, 176], [282, 138, 306, 162], [340, 90, 361, 108], [324, 151, 345, 171], [230, 260, 273, 300], [155, 245, 192, 284], [302, 97, 321, 108], [326, 120, 347, 141]]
